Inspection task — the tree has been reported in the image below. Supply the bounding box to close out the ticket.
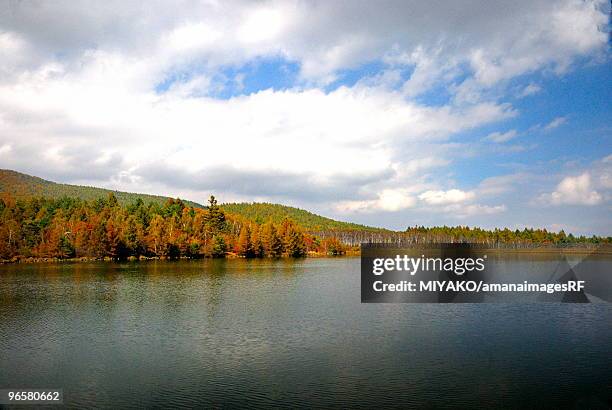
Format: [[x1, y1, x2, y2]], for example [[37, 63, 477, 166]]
[[147, 214, 166, 256], [0, 218, 20, 259], [107, 192, 119, 208], [187, 239, 201, 257], [89, 217, 108, 257], [124, 215, 145, 255], [211, 235, 227, 258], [106, 219, 125, 258], [250, 224, 264, 257], [282, 219, 306, 257], [236, 225, 254, 257], [58, 234, 76, 258], [205, 195, 226, 234], [0, 193, 608, 261], [262, 221, 283, 257], [323, 237, 344, 256]]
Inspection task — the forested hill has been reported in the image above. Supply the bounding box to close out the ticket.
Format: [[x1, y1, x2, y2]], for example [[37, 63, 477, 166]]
[[0, 169, 378, 232], [0, 169, 203, 208], [221, 202, 381, 232], [0, 170, 609, 263]]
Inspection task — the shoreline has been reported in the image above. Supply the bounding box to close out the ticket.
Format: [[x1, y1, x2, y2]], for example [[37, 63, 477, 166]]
[[2, 246, 610, 265], [0, 252, 361, 265]]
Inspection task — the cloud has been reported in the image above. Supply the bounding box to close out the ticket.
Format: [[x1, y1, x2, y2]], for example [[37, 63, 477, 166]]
[[484, 129, 518, 143], [418, 189, 475, 205], [547, 223, 583, 234], [540, 172, 603, 205], [544, 116, 568, 131], [335, 189, 416, 213], [517, 83, 542, 98], [0, 0, 607, 86], [0, 65, 514, 187], [477, 173, 527, 196], [0, 0, 609, 233], [413, 188, 505, 218], [598, 154, 612, 189], [443, 203, 507, 218], [133, 162, 394, 203], [0, 144, 12, 155]]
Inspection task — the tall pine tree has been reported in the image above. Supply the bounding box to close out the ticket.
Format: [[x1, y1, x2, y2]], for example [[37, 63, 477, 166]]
[[204, 195, 226, 234]]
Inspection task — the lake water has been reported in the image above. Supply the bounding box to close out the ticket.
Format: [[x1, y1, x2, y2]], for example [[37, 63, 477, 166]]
[[0, 258, 610, 408]]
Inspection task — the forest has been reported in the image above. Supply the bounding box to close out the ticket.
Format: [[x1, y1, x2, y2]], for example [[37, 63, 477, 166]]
[[0, 194, 346, 261], [0, 193, 609, 262]]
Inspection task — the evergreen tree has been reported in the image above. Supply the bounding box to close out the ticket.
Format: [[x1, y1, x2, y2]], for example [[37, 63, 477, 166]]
[[107, 192, 119, 208], [211, 235, 227, 258], [124, 215, 145, 255], [0, 192, 608, 261], [205, 195, 226, 233], [58, 234, 76, 258]]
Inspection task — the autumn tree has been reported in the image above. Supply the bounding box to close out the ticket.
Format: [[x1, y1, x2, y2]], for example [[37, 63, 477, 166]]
[[147, 214, 166, 256], [250, 224, 264, 257], [284, 223, 306, 257], [236, 225, 254, 257], [322, 237, 344, 256], [124, 215, 145, 255], [262, 221, 283, 257], [106, 219, 125, 258], [0, 194, 607, 262]]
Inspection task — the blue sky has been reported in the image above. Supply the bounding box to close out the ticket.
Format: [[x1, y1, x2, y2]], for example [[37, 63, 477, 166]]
[[0, 0, 610, 235]]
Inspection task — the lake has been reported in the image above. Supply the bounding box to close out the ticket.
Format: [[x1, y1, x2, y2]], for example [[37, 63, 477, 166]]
[[0, 258, 610, 408]]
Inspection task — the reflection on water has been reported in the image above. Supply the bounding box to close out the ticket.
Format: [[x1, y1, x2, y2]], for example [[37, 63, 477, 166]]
[[0, 258, 610, 408]]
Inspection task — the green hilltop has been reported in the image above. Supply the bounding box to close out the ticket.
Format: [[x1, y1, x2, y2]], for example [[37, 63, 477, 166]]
[[0, 169, 379, 232], [0, 169, 203, 208], [221, 202, 381, 232]]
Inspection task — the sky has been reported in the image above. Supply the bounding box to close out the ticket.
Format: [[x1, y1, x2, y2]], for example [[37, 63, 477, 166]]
[[0, 0, 610, 235]]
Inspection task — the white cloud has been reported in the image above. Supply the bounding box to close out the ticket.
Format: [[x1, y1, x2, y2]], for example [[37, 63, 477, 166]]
[[0, 1, 607, 86], [390, 46, 458, 98], [418, 189, 475, 205], [0, 52, 516, 199], [484, 129, 518, 143], [477, 174, 526, 196], [468, 1, 606, 86], [444, 203, 507, 217], [377, 189, 418, 212], [547, 223, 583, 234], [336, 189, 416, 213], [0, 144, 12, 155], [517, 83, 542, 98], [541, 173, 603, 205], [598, 155, 612, 189], [0, 0, 609, 233], [544, 116, 568, 130]]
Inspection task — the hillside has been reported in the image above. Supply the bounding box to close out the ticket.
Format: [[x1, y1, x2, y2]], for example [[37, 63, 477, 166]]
[[0, 169, 204, 208], [221, 202, 382, 232], [0, 169, 379, 232]]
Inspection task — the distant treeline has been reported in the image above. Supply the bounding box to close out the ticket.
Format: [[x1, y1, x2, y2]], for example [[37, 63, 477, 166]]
[[0, 194, 346, 261], [0, 193, 609, 262], [314, 226, 610, 248]]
